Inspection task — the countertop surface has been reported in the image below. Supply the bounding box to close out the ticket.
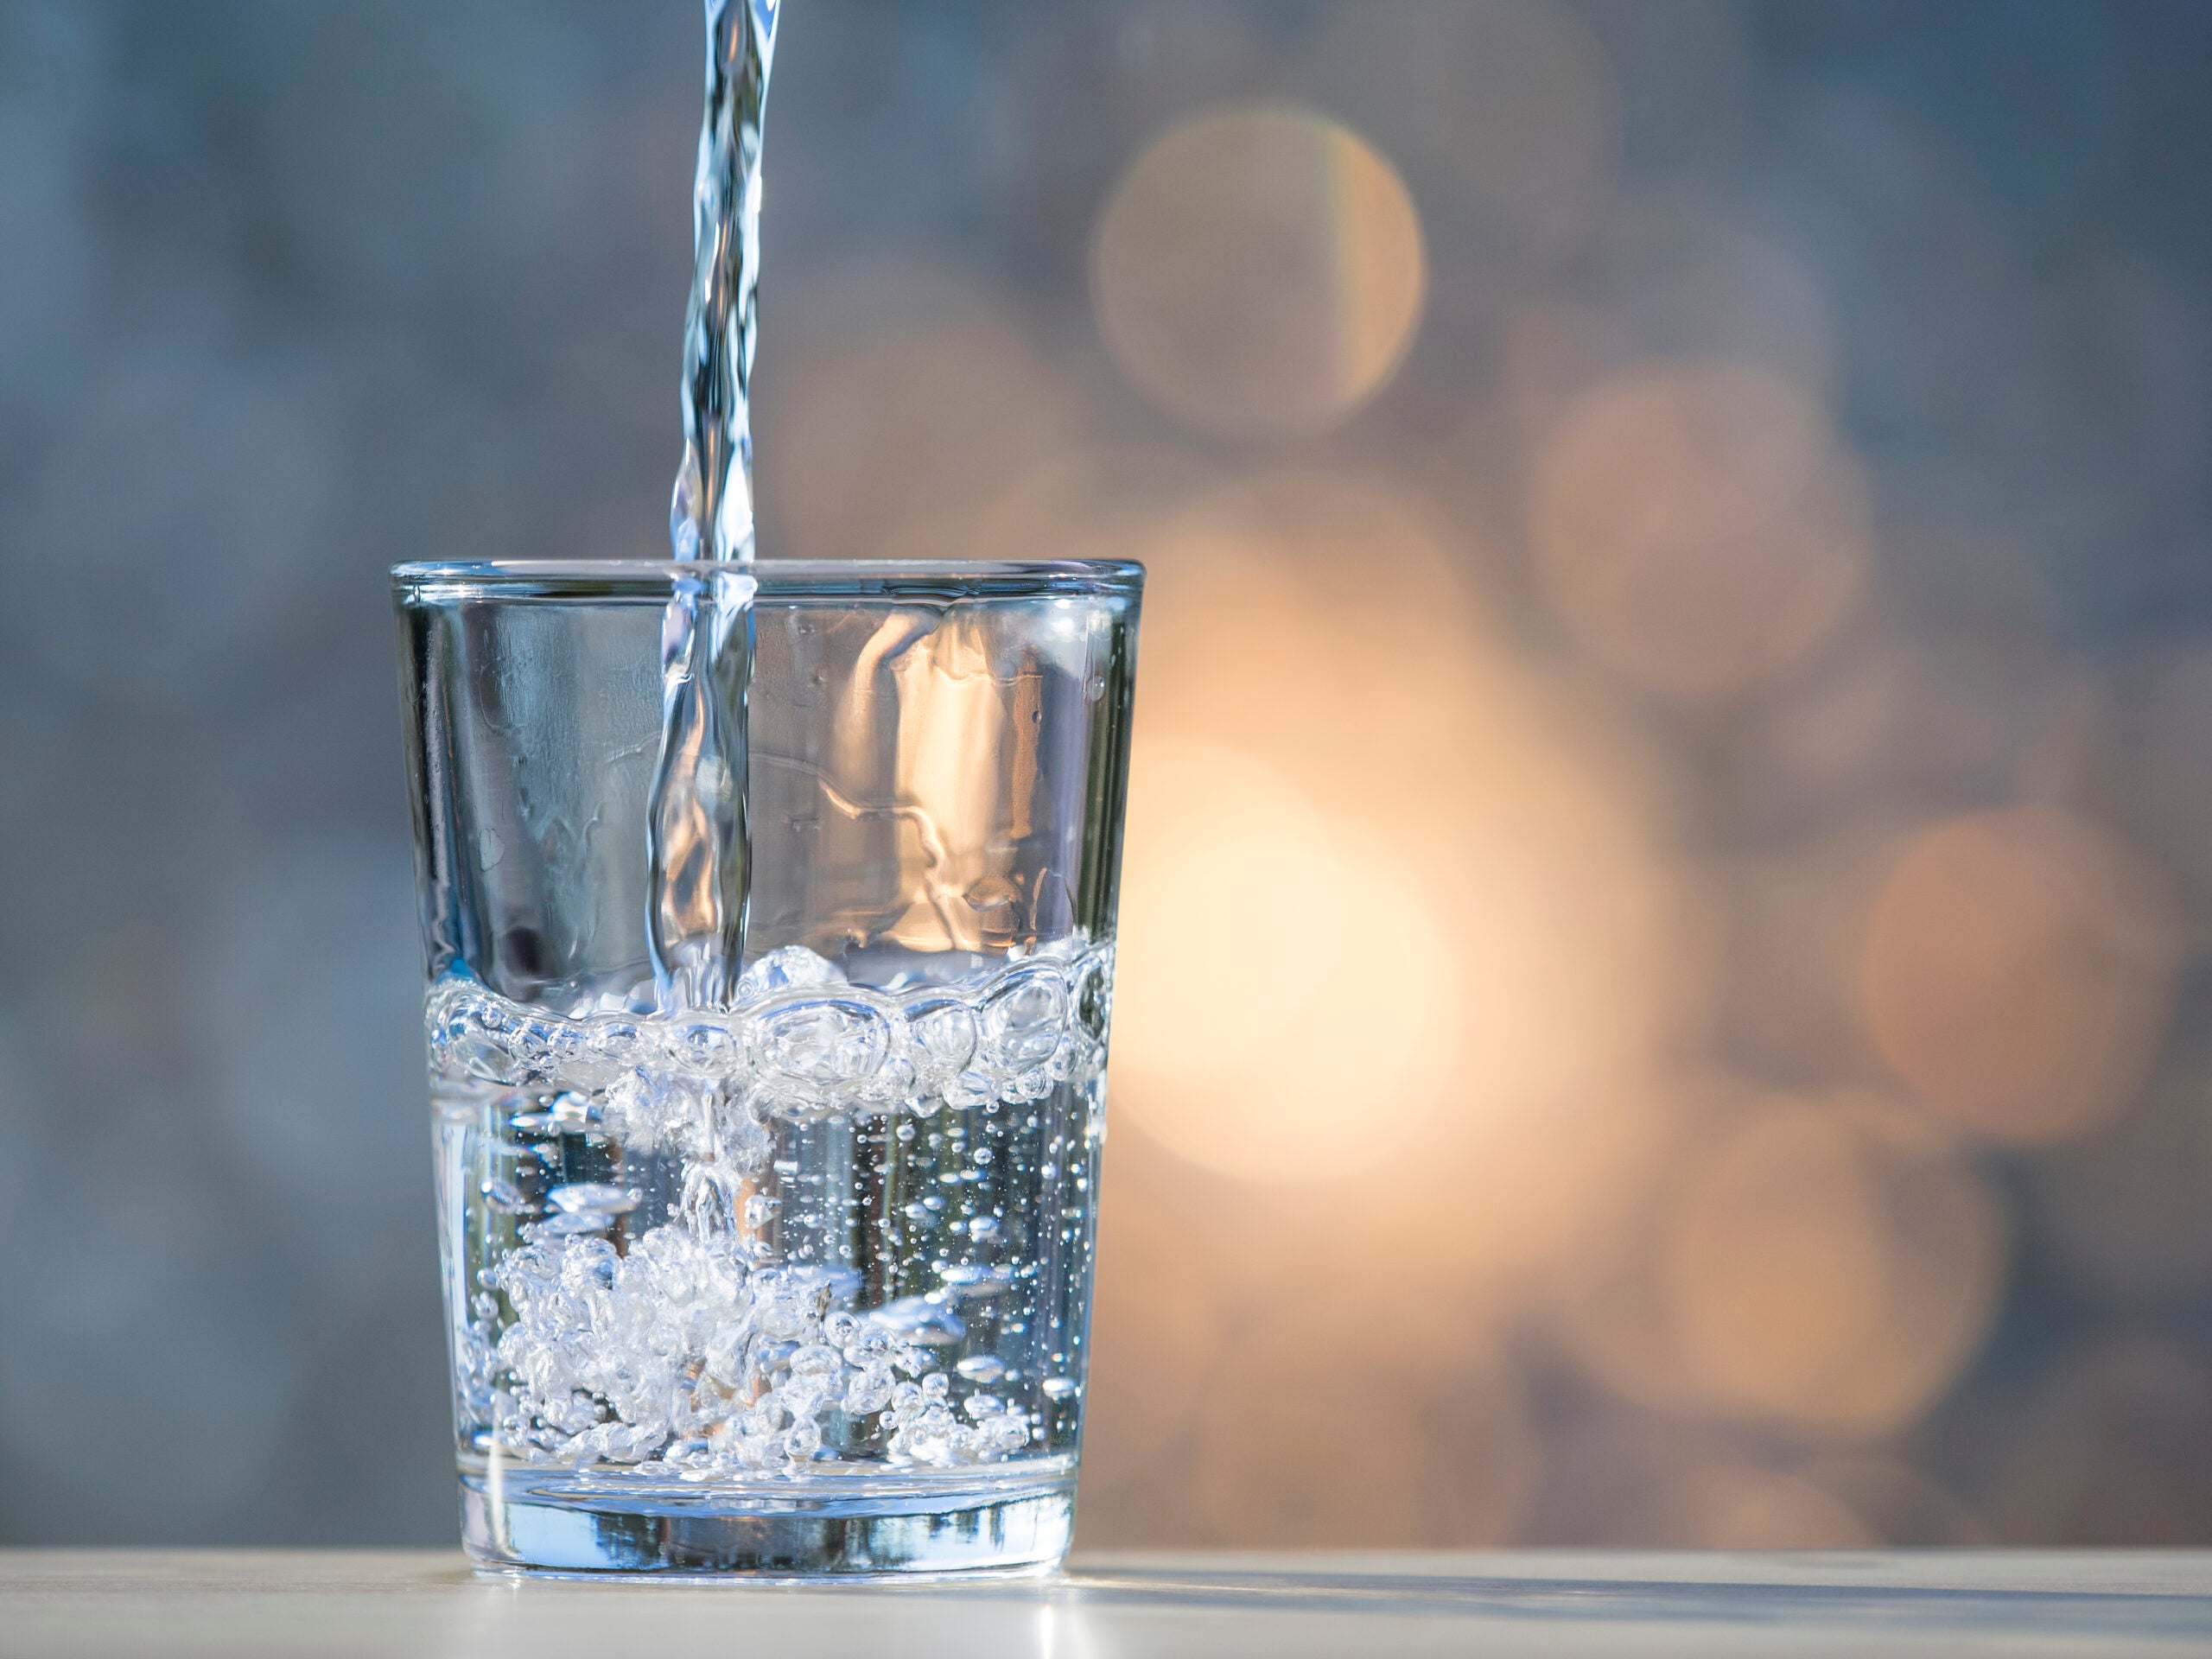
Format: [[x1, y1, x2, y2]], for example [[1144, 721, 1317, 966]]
[[3, 1549, 2210, 1656]]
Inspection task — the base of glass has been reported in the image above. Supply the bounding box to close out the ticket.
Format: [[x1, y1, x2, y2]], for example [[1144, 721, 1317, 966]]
[[459, 1464, 1076, 1579]]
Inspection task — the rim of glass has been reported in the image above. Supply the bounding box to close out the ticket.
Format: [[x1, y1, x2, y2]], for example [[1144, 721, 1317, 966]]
[[392, 557, 1143, 601]]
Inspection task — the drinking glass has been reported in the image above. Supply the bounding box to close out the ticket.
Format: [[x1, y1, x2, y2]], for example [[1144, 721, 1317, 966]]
[[391, 559, 1141, 1577]]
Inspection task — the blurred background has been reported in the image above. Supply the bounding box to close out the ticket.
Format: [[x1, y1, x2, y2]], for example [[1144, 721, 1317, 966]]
[[4, 0, 2212, 1548]]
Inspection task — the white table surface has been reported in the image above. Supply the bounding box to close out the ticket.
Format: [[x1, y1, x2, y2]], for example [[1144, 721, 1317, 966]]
[[4, 1549, 2210, 1657]]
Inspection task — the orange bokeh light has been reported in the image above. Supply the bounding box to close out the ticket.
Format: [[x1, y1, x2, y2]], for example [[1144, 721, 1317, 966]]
[[1529, 357, 1869, 701], [1861, 808, 2178, 1144], [1662, 1097, 2004, 1435], [1101, 468, 1688, 1278], [1093, 106, 1426, 439], [1113, 738, 1462, 1183], [1562, 1090, 2005, 1438]]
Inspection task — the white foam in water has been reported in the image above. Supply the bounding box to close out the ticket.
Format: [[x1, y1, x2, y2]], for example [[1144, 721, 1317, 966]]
[[433, 942, 1109, 1474], [429, 941, 1112, 1123]]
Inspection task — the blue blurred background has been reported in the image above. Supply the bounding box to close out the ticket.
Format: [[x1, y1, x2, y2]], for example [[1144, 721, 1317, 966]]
[[4, 0, 2212, 1548]]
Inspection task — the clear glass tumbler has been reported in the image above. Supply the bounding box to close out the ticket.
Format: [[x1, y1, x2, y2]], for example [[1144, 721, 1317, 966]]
[[391, 559, 1141, 1578]]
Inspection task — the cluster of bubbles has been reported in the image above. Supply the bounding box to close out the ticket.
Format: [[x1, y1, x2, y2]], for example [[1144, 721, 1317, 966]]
[[435, 940, 1106, 1475], [476, 1235, 1029, 1474], [427, 939, 1114, 1122]]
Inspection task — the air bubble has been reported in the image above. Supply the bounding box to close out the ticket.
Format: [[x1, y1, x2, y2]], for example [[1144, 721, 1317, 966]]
[[906, 995, 980, 1084], [753, 996, 892, 1096], [520, 1212, 615, 1240], [845, 1368, 895, 1415], [871, 1296, 967, 1345], [735, 944, 848, 1001], [977, 966, 1070, 1077], [940, 1264, 1016, 1299], [547, 1183, 641, 1216]]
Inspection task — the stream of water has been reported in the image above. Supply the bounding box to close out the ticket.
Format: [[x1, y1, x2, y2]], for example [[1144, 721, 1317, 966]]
[[645, 0, 780, 1011]]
